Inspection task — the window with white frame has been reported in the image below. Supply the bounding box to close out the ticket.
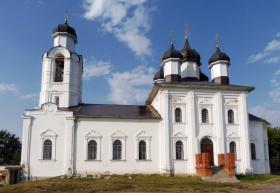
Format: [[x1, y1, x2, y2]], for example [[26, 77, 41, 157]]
[[111, 130, 127, 161], [173, 132, 187, 160], [43, 139, 52, 160], [85, 130, 102, 161], [229, 141, 237, 159], [40, 130, 57, 161], [136, 131, 152, 161], [87, 140, 97, 160], [228, 109, 234, 124], [251, 143, 256, 160], [175, 140, 184, 160], [175, 108, 182, 123], [201, 108, 209, 123], [113, 140, 122, 160]]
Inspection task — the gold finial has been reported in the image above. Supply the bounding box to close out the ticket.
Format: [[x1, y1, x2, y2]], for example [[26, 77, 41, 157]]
[[216, 33, 220, 48], [65, 10, 69, 22], [170, 31, 174, 45], [184, 23, 188, 39]]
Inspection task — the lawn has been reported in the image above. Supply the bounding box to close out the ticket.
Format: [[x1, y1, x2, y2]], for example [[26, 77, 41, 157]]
[[0, 174, 279, 193]]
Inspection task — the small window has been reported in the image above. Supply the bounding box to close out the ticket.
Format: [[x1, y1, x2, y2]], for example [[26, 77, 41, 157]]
[[113, 140, 122, 160], [229, 141, 236, 158], [228, 110, 234, 124], [43, 139, 52, 160], [175, 108, 182, 122], [175, 141, 184, 160], [55, 96, 59, 106], [87, 140, 97, 160], [251, 143, 256, 160], [54, 55, 64, 82], [138, 140, 146, 160], [202, 108, 209, 123]]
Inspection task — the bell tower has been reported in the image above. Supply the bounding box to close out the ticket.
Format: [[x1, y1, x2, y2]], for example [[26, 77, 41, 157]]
[[39, 19, 83, 108]]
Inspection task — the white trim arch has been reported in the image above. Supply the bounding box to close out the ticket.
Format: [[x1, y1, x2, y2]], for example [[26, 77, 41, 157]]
[[227, 132, 241, 161], [135, 131, 152, 161], [84, 130, 102, 161], [172, 132, 187, 160], [40, 129, 57, 161], [111, 130, 127, 161]]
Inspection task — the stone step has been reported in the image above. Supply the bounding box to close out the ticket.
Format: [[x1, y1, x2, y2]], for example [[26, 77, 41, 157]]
[[202, 167, 239, 183]]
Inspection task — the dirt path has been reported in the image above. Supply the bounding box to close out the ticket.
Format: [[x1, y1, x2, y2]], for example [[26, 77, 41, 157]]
[[231, 184, 280, 193]]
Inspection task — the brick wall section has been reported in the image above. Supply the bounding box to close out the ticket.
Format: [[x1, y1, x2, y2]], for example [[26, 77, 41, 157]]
[[218, 154, 225, 167], [223, 153, 236, 176], [195, 153, 212, 176]]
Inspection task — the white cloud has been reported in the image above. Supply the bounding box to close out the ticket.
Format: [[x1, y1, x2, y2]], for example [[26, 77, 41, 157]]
[[264, 56, 280, 64], [0, 83, 17, 94], [247, 33, 280, 64], [247, 52, 268, 64], [269, 69, 280, 103], [264, 39, 280, 52], [83, 59, 112, 80], [83, 0, 152, 57], [250, 105, 280, 127], [19, 93, 38, 101], [107, 65, 156, 104]]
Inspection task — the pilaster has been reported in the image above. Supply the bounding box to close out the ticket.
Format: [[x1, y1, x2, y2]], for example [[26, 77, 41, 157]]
[[188, 91, 198, 174], [239, 93, 252, 174], [64, 117, 75, 175]]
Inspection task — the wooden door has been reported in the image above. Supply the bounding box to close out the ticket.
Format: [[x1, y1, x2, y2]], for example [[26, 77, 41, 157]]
[[201, 138, 214, 166]]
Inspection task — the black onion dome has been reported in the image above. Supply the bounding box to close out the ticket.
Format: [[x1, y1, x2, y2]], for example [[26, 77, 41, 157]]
[[208, 47, 230, 64], [180, 39, 201, 65], [53, 20, 77, 39], [161, 43, 183, 62], [199, 70, 209, 81], [153, 68, 164, 81]]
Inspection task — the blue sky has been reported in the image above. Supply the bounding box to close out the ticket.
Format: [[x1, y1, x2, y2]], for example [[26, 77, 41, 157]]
[[1, 0, 280, 137]]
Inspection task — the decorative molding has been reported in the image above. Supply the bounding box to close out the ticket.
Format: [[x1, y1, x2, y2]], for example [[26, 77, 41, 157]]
[[111, 130, 127, 139], [198, 98, 212, 105], [224, 98, 239, 106], [227, 132, 240, 140], [85, 130, 102, 139], [136, 131, 152, 140], [170, 95, 186, 103], [250, 135, 257, 141], [173, 131, 187, 139], [40, 129, 57, 139]]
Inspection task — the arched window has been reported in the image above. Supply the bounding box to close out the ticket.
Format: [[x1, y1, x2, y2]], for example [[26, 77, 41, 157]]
[[87, 140, 97, 160], [175, 108, 182, 122], [229, 141, 236, 158], [138, 140, 146, 160], [251, 143, 256, 160], [43, 139, 52, 160], [113, 140, 122, 160], [54, 55, 64, 82], [175, 141, 184, 160], [228, 110, 234, 124], [202, 108, 209, 123]]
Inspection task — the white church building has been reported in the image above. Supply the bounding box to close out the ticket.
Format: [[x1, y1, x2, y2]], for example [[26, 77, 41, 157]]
[[21, 20, 270, 180]]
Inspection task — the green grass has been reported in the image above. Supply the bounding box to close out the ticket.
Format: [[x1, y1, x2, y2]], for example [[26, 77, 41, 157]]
[[0, 174, 279, 193]]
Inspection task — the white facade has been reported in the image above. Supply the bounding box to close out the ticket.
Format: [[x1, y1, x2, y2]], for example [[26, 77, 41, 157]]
[[210, 61, 229, 80], [21, 22, 270, 180], [181, 61, 199, 79]]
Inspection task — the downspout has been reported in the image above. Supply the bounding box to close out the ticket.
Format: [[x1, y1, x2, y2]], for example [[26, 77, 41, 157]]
[[168, 97, 175, 176], [27, 116, 34, 181], [72, 117, 78, 175]]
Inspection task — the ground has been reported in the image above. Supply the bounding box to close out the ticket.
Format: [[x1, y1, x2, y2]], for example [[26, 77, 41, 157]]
[[0, 174, 279, 193]]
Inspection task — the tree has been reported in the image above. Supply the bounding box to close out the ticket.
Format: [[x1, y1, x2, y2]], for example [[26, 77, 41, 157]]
[[0, 130, 21, 165], [268, 127, 280, 171], [268, 127, 280, 155]]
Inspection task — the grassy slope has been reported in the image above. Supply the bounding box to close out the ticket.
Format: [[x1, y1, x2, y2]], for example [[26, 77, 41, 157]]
[[0, 174, 279, 193]]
